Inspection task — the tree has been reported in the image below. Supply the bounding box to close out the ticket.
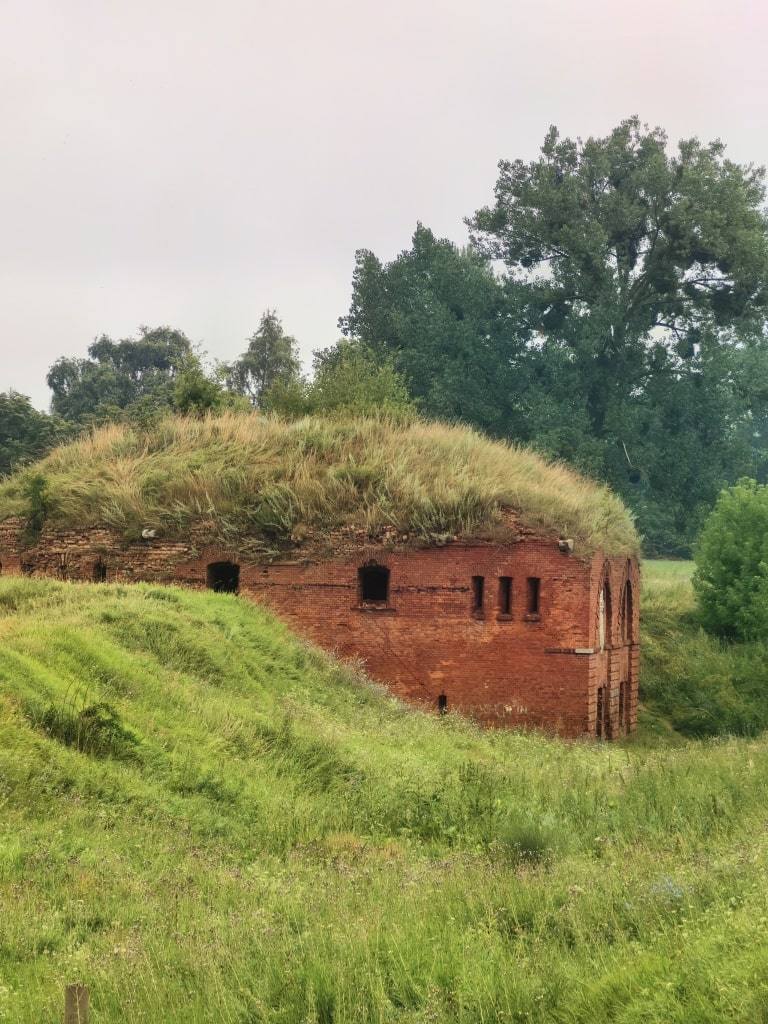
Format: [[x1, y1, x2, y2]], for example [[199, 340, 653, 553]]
[[265, 340, 415, 419], [0, 391, 68, 477], [226, 311, 301, 408], [47, 326, 193, 423], [693, 479, 768, 639], [468, 116, 768, 438], [340, 224, 533, 438], [172, 355, 231, 417]]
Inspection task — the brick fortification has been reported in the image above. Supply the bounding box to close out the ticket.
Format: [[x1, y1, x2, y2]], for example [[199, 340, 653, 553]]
[[0, 518, 639, 739]]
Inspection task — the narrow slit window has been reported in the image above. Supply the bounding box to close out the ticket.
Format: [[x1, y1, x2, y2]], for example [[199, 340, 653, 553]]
[[618, 681, 626, 728], [438, 693, 448, 714], [359, 564, 389, 604], [498, 576, 512, 615], [526, 577, 541, 615], [471, 575, 485, 613]]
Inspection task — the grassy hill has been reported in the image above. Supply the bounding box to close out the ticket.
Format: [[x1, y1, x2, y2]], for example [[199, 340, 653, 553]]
[[1, 574, 768, 1022], [0, 413, 639, 556]]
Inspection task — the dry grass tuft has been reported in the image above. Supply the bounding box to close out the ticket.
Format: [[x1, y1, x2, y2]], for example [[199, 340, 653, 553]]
[[0, 412, 639, 555]]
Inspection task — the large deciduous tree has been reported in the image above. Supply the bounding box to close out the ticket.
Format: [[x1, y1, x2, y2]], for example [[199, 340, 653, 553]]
[[468, 116, 768, 435]]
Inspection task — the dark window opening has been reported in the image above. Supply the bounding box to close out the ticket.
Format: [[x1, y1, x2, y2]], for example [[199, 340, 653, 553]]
[[93, 560, 107, 583], [438, 693, 448, 715], [20, 562, 34, 577], [526, 577, 540, 615], [596, 686, 610, 740], [471, 575, 485, 613], [207, 561, 240, 594], [498, 576, 512, 616], [622, 582, 634, 642], [618, 681, 627, 732], [359, 564, 389, 604]]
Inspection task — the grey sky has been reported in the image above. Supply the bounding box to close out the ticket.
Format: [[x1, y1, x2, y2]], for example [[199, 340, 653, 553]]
[[1, 0, 766, 409]]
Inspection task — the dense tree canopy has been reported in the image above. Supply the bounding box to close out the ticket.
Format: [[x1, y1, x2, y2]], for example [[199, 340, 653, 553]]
[[342, 120, 768, 554], [47, 326, 194, 423], [340, 225, 532, 437], [0, 392, 68, 477]]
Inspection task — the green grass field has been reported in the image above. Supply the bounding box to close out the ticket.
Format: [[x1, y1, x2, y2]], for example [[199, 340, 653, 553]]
[[1, 567, 767, 1022]]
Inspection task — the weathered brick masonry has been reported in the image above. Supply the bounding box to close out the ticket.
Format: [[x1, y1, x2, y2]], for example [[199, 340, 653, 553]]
[[0, 518, 639, 738]]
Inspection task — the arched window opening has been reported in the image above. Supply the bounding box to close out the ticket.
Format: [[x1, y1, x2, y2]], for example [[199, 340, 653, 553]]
[[207, 561, 240, 594], [358, 564, 389, 605], [93, 560, 107, 583], [598, 580, 612, 651], [622, 581, 634, 643]]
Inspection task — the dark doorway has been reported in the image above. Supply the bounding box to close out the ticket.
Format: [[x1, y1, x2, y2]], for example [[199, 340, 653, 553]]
[[358, 564, 389, 604], [438, 694, 448, 715], [93, 560, 107, 583], [207, 561, 240, 594]]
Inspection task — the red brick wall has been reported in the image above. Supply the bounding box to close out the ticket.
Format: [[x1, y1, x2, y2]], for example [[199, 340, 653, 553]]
[[0, 518, 639, 738]]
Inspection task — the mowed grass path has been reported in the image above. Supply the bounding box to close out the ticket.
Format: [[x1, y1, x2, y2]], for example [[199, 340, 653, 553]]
[[0, 573, 766, 1022]]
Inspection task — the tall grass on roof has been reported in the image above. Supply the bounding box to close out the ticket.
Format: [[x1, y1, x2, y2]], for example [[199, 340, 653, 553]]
[[0, 412, 639, 555]]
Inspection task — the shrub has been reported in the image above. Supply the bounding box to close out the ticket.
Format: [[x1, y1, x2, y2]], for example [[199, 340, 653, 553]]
[[693, 479, 768, 640], [20, 472, 51, 546]]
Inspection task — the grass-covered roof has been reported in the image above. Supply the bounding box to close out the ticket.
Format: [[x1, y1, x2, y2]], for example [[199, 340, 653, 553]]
[[0, 413, 640, 556]]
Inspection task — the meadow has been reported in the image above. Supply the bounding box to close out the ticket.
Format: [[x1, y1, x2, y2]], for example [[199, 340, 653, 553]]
[[0, 564, 766, 1022]]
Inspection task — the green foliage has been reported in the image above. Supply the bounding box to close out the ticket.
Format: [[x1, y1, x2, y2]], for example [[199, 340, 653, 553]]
[[225, 309, 302, 407], [345, 120, 768, 554], [1, 577, 768, 1021], [692, 479, 768, 639], [340, 224, 531, 437], [46, 326, 194, 424], [0, 412, 639, 555], [640, 560, 768, 736], [0, 391, 70, 477], [171, 355, 237, 416], [266, 340, 415, 419], [469, 117, 768, 555], [20, 473, 50, 546]]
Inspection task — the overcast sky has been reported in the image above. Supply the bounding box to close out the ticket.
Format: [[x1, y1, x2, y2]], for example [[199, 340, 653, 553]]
[[1, 0, 766, 409]]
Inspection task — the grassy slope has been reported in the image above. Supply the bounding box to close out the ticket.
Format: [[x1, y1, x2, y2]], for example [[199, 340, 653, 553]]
[[1, 578, 768, 1022], [640, 560, 768, 739], [0, 413, 639, 556]]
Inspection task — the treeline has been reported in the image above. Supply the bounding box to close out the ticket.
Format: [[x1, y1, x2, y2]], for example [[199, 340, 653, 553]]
[[0, 315, 413, 471], [6, 116, 768, 555]]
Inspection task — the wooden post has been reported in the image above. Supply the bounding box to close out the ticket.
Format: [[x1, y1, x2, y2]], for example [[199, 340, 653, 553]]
[[64, 984, 89, 1024]]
